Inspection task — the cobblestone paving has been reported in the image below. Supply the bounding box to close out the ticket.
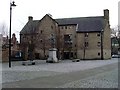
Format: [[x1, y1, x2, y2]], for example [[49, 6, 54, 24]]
[[2, 71, 62, 83], [2, 59, 118, 72], [57, 68, 118, 88], [1, 58, 118, 88]]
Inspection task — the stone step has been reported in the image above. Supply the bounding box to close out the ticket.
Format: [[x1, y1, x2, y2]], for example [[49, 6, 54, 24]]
[[72, 59, 80, 62], [22, 61, 35, 65]]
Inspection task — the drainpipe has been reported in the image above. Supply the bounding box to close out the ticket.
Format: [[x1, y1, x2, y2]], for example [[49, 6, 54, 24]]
[[83, 33, 86, 60], [101, 30, 103, 60]]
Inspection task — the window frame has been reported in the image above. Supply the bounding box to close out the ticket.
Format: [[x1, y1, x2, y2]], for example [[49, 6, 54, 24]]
[[97, 42, 101, 47], [85, 42, 89, 47], [85, 33, 89, 37], [98, 52, 100, 56], [97, 33, 101, 37], [65, 26, 67, 29]]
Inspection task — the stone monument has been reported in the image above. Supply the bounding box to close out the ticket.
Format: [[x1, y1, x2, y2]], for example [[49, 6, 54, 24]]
[[46, 34, 58, 63]]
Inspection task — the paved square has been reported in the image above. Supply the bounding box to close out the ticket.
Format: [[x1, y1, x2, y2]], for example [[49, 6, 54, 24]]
[[1, 58, 119, 88]]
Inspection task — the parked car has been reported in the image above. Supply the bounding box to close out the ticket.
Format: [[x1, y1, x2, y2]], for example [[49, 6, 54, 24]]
[[11, 51, 24, 61], [112, 54, 120, 58]]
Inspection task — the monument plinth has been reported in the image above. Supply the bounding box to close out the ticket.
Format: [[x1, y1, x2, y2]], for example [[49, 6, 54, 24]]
[[46, 48, 58, 63], [46, 34, 58, 63]]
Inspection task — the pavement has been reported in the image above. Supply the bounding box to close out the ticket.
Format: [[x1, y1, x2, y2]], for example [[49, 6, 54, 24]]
[[1, 58, 119, 88]]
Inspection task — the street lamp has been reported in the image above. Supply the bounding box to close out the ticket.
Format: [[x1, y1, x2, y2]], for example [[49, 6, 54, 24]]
[[9, 1, 16, 67]]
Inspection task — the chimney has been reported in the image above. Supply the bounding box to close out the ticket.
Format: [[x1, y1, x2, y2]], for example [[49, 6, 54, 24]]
[[104, 9, 109, 21], [28, 16, 33, 21]]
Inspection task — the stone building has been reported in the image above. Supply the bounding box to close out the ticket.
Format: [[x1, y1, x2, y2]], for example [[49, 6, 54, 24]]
[[1, 34, 9, 62], [11, 33, 20, 57], [1, 33, 20, 62], [20, 9, 111, 60], [20, 15, 59, 60]]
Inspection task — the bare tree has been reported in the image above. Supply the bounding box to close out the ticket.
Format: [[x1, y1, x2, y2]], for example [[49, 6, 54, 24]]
[[112, 26, 120, 46], [0, 23, 8, 37], [111, 25, 120, 55], [20, 34, 28, 60], [35, 31, 50, 59], [57, 32, 64, 59], [0, 23, 8, 50]]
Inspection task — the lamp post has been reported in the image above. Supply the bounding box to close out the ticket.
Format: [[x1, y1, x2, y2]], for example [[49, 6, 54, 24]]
[[9, 1, 16, 67]]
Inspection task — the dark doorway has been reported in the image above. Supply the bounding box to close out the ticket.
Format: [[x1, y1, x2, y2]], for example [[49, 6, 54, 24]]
[[63, 52, 73, 59], [64, 52, 69, 59], [35, 53, 40, 59]]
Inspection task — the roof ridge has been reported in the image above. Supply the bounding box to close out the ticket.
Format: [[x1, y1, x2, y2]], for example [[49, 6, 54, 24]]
[[33, 20, 39, 21], [55, 16, 103, 20]]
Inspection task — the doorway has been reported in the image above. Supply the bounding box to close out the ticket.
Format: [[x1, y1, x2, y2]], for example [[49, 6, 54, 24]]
[[63, 52, 73, 59]]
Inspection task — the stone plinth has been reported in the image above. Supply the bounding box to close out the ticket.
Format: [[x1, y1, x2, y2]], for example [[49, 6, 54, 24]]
[[72, 59, 80, 62], [46, 48, 58, 63], [22, 60, 35, 65]]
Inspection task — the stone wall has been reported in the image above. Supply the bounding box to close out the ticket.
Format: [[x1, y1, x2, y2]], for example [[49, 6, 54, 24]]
[[20, 13, 111, 60], [58, 25, 77, 59], [102, 20, 111, 59], [21, 15, 59, 60], [77, 33, 102, 59], [35, 15, 59, 59], [76, 22, 111, 59], [2, 48, 9, 62]]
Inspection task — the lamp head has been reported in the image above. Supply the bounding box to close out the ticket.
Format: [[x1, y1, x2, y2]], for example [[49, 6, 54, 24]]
[[11, 1, 16, 7]]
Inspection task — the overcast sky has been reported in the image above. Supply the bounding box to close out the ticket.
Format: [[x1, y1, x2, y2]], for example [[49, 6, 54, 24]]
[[0, 0, 119, 41]]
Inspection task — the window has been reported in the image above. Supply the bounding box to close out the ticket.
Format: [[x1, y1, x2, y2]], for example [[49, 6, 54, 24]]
[[75, 35, 76, 38], [98, 52, 100, 56], [41, 30, 43, 34], [61, 26, 64, 29], [51, 33, 54, 36], [64, 34, 72, 44], [85, 33, 88, 37], [75, 44, 76, 47], [35, 53, 40, 59], [40, 39, 43, 42], [51, 25, 53, 29], [85, 42, 88, 47], [97, 33, 101, 36], [65, 26, 67, 29], [97, 42, 101, 47], [74, 52, 76, 56]]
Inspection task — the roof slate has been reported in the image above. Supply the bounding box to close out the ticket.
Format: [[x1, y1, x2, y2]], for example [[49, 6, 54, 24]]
[[20, 14, 57, 34], [20, 20, 39, 34], [55, 16, 105, 32], [20, 16, 105, 34]]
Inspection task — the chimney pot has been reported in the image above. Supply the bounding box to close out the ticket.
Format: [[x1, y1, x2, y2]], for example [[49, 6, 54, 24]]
[[104, 9, 109, 21], [28, 16, 33, 21]]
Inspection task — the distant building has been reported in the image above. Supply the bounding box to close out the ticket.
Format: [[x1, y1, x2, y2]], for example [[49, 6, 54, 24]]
[[11, 33, 20, 57], [1, 33, 20, 62], [0, 34, 2, 62], [111, 30, 120, 55], [1, 34, 9, 62], [20, 9, 111, 60]]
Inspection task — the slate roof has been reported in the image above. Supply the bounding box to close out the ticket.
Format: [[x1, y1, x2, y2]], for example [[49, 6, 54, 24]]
[[55, 16, 105, 32], [20, 14, 58, 34], [20, 20, 39, 34], [20, 15, 105, 34]]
